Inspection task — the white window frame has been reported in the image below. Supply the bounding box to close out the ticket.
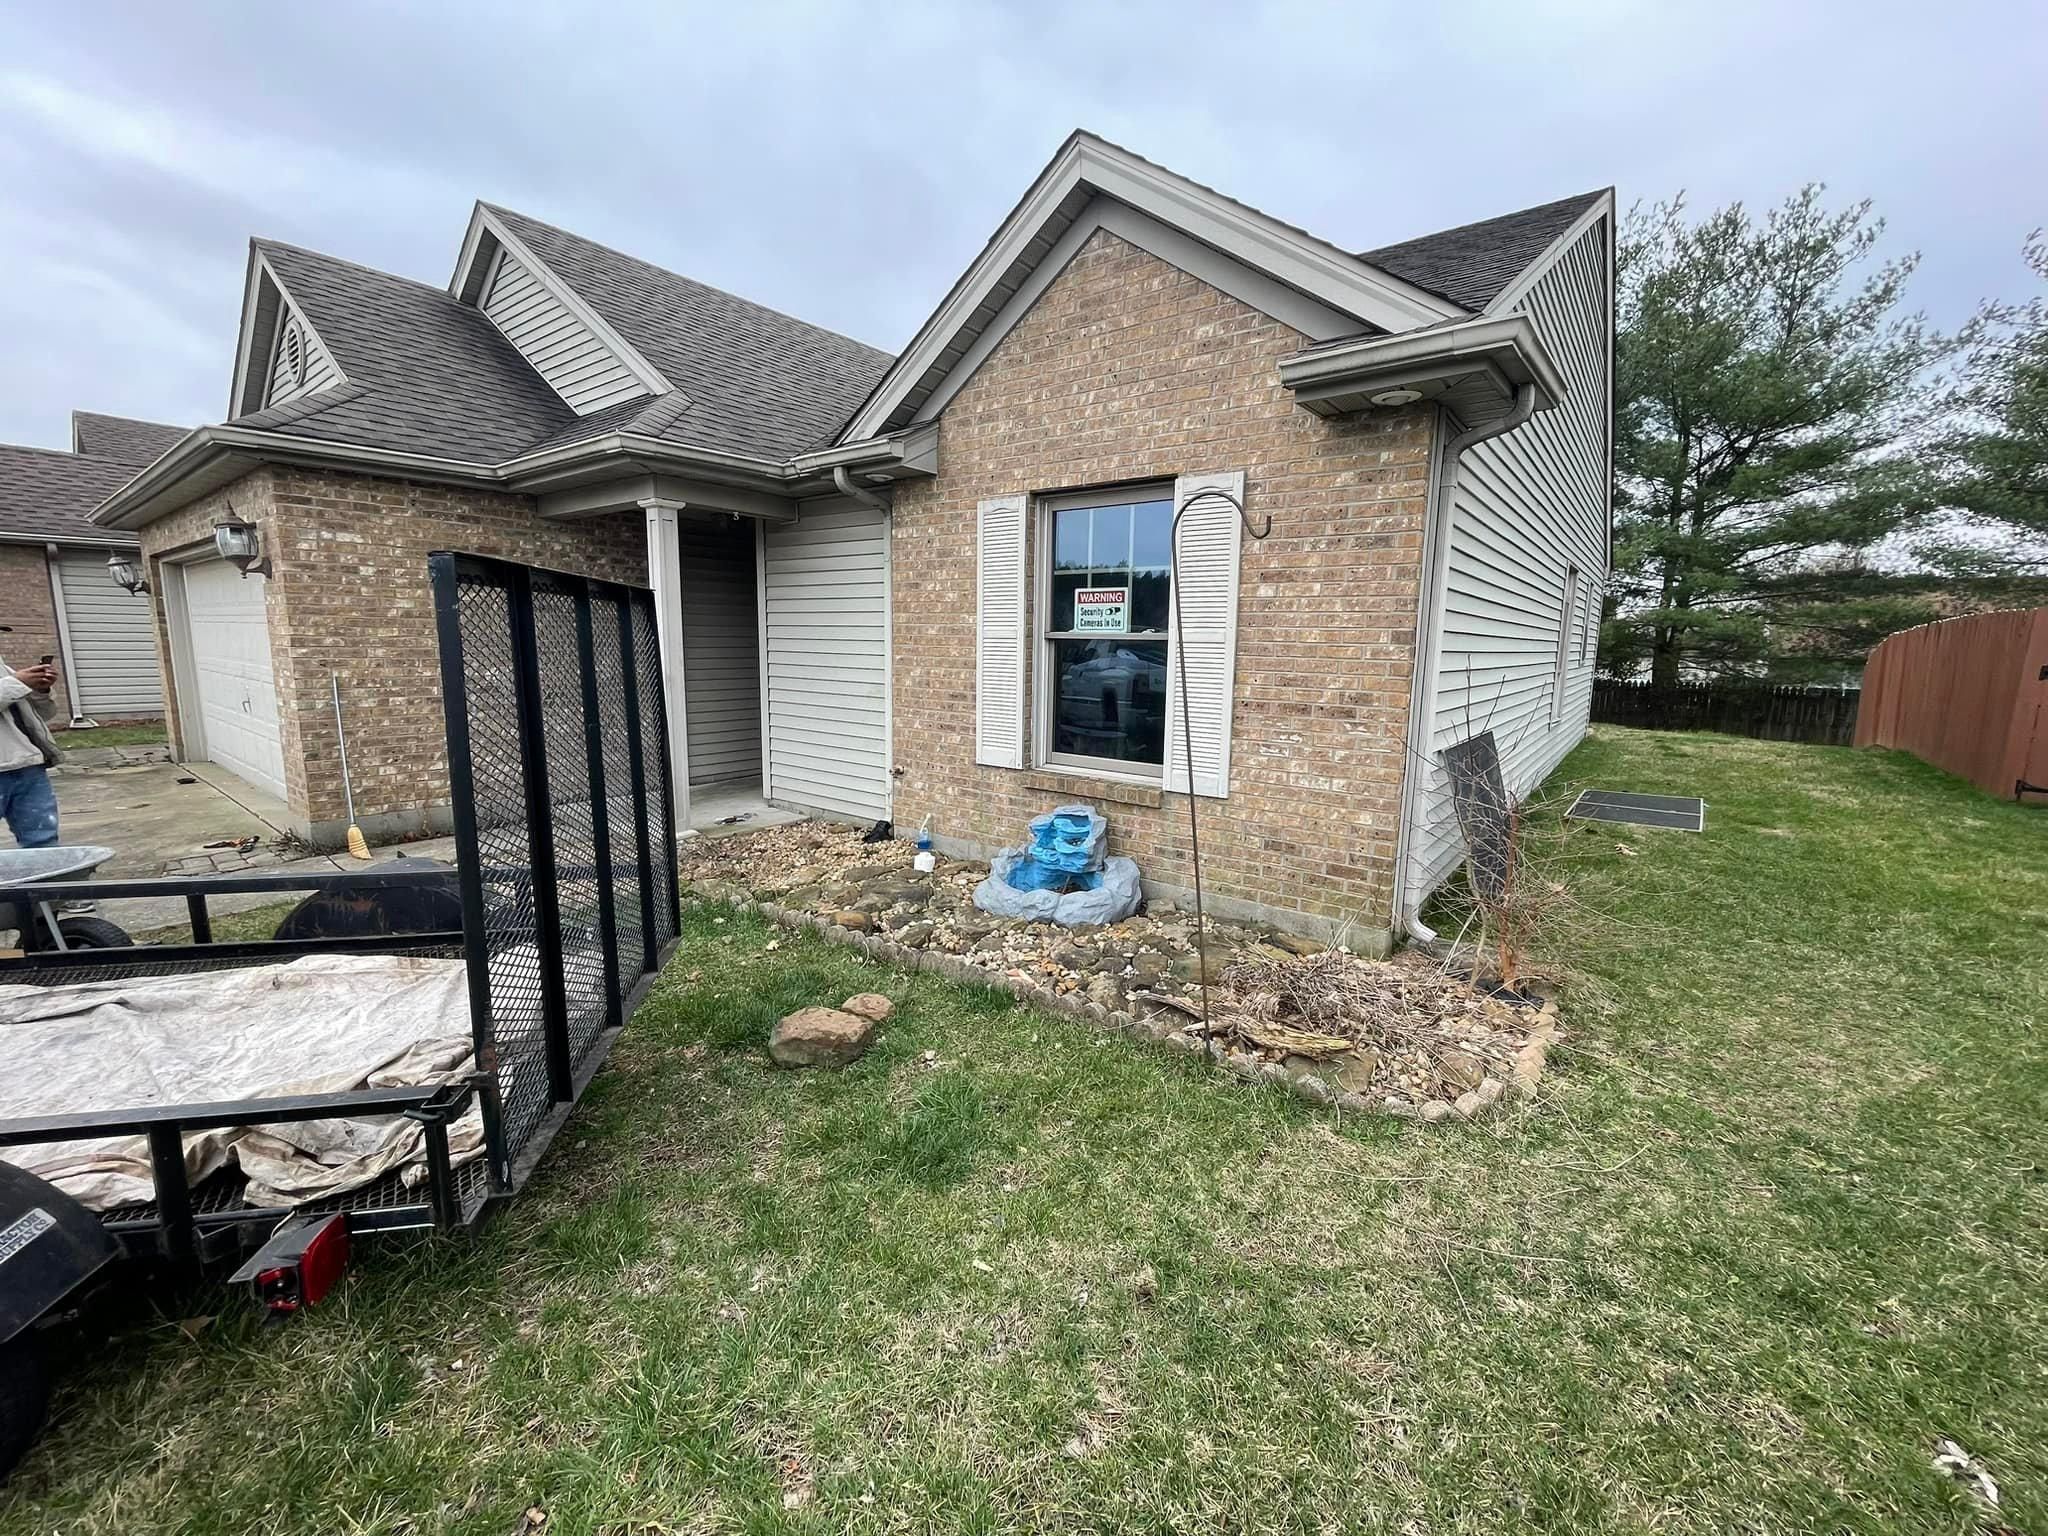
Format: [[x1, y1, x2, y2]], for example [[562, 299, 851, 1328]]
[[1552, 562, 1582, 723], [1032, 482, 1175, 783]]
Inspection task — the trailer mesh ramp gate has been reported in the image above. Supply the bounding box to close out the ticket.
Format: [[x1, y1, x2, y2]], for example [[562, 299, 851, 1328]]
[[432, 553, 682, 1189]]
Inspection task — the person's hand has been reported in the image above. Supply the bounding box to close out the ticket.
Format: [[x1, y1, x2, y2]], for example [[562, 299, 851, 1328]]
[[12, 663, 56, 692]]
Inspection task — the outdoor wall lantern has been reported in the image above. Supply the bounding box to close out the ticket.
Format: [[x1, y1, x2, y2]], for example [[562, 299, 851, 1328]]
[[212, 516, 273, 578], [106, 551, 150, 596]]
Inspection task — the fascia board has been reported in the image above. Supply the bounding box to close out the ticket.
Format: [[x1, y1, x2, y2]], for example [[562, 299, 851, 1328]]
[[473, 207, 674, 401], [1482, 189, 1616, 317], [1278, 314, 1569, 411], [226, 244, 271, 419], [840, 132, 1465, 444], [1074, 138, 1462, 331]]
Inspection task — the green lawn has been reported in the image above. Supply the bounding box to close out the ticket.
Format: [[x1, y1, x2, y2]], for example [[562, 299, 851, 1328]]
[[5, 727, 2044, 1534], [56, 723, 167, 749]]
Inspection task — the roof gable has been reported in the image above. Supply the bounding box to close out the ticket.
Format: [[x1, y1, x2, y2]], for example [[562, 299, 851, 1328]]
[[476, 203, 894, 459], [231, 241, 581, 464], [837, 131, 1468, 444], [1356, 190, 1607, 313], [69, 411, 185, 467], [228, 247, 351, 418]]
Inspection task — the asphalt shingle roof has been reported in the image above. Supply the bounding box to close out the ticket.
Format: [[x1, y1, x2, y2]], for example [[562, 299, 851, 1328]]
[[69, 411, 185, 467], [233, 241, 579, 463], [1356, 190, 1606, 312], [0, 445, 141, 544], [484, 205, 895, 458]]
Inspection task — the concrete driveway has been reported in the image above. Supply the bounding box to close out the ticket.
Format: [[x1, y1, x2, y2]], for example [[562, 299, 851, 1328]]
[[32, 745, 452, 934]]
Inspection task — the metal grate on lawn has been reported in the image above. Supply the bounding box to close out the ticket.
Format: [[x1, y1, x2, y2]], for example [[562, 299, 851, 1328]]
[[430, 552, 681, 1186], [1566, 790, 1707, 832]]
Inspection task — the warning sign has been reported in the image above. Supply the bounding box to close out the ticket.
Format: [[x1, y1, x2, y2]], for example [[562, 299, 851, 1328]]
[[1073, 586, 1129, 634]]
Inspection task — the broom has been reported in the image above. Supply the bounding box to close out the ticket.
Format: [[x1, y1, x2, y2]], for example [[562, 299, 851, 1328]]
[[331, 671, 370, 860]]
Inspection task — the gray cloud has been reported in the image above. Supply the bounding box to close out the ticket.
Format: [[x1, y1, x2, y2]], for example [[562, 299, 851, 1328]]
[[1, 0, 2041, 447]]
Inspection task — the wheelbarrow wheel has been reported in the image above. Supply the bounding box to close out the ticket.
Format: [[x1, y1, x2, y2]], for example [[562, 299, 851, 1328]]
[[51, 916, 131, 950]]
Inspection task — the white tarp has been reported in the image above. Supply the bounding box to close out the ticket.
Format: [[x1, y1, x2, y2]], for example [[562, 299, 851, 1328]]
[[0, 954, 485, 1211]]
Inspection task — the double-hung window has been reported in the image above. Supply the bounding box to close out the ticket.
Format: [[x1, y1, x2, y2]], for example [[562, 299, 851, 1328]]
[[1037, 485, 1174, 777]]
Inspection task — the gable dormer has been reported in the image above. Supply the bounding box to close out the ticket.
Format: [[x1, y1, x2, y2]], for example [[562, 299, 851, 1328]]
[[449, 203, 663, 416], [228, 246, 347, 419]]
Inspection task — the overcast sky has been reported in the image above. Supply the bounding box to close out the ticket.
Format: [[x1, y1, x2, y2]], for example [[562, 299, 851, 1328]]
[[1, 0, 2042, 449]]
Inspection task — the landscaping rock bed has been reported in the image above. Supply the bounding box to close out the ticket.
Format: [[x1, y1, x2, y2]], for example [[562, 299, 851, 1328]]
[[679, 822, 1559, 1120]]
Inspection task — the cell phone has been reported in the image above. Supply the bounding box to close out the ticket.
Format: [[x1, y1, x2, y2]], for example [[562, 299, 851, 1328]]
[[40, 655, 55, 666]]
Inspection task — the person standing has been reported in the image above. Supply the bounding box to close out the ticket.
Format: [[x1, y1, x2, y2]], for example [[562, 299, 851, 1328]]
[[0, 656, 63, 847]]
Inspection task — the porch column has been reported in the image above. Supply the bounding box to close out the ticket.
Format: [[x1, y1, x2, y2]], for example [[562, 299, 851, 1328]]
[[640, 497, 690, 829]]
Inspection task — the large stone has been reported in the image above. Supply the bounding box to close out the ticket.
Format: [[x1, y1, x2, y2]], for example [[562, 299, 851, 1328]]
[[1438, 1049, 1487, 1092], [769, 1007, 878, 1069], [832, 910, 870, 932], [841, 993, 895, 1022], [894, 921, 935, 949], [1270, 931, 1326, 957], [1085, 974, 1124, 1011], [1326, 1048, 1381, 1096]]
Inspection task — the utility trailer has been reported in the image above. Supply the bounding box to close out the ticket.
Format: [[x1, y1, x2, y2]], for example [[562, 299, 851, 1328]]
[[0, 554, 681, 1476]]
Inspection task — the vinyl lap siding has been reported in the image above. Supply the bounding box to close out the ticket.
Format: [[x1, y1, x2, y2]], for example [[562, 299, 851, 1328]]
[[265, 304, 342, 408], [761, 502, 890, 822], [678, 516, 762, 785], [1408, 221, 1610, 905], [55, 547, 163, 716], [481, 251, 645, 415]]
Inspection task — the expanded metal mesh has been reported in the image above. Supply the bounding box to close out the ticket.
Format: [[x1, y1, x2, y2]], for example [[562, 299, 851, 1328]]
[[631, 599, 680, 951], [433, 554, 679, 1177]]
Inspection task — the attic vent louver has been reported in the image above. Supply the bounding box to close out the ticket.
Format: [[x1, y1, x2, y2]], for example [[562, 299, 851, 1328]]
[[280, 319, 305, 386]]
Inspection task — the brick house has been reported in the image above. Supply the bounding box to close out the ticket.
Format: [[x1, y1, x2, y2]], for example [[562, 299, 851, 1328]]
[[0, 412, 181, 726], [89, 133, 1611, 950]]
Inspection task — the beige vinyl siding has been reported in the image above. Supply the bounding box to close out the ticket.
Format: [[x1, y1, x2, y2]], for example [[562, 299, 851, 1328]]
[[678, 514, 762, 786], [1409, 220, 1610, 903], [55, 547, 163, 716], [481, 250, 646, 415], [761, 500, 890, 822], [265, 303, 342, 408]]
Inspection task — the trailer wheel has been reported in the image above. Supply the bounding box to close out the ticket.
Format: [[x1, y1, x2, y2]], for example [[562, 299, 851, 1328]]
[[0, 1333, 51, 1483], [52, 916, 132, 950]]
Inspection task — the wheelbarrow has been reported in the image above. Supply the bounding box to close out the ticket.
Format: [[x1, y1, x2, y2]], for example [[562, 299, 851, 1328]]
[[0, 846, 132, 952]]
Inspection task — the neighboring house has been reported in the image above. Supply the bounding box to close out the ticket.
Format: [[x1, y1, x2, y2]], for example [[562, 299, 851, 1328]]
[[0, 411, 182, 726], [89, 133, 1611, 949]]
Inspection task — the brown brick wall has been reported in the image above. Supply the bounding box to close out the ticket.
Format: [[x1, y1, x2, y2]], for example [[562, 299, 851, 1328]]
[[889, 229, 1434, 935], [139, 467, 642, 829], [0, 544, 63, 717]]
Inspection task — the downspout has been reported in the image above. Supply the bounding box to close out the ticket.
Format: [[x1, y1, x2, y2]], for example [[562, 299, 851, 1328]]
[[831, 465, 890, 513], [1400, 382, 1538, 944]]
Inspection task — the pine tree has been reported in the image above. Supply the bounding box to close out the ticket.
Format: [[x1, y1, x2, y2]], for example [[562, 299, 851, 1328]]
[[1608, 189, 1953, 684]]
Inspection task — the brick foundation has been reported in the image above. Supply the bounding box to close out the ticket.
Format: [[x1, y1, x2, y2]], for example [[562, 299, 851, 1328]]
[[888, 230, 1434, 939]]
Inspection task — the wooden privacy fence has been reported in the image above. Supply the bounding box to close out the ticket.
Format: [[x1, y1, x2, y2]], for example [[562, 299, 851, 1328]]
[[1855, 607, 2048, 801], [1592, 681, 1862, 745]]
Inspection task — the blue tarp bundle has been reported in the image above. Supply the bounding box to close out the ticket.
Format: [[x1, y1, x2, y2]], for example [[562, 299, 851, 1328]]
[[973, 804, 1141, 925]]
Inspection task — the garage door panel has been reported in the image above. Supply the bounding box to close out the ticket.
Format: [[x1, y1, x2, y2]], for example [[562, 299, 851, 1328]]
[[179, 559, 287, 801]]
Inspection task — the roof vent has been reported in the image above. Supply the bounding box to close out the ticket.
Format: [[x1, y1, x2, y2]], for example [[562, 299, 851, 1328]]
[[280, 320, 305, 387]]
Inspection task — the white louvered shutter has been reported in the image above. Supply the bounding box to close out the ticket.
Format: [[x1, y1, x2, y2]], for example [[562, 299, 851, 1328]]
[[1162, 471, 1245, 799], [975, 495, 1028, 768]]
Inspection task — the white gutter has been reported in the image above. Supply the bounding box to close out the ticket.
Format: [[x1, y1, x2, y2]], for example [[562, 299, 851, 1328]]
[[1397, 381, 1539, 945], [1278, 313, 1568, 412], [93, 421, 937, 530]]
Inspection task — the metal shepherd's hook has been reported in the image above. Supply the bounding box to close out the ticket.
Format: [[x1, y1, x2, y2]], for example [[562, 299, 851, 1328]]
[[1167, 484, 1272, 1040]]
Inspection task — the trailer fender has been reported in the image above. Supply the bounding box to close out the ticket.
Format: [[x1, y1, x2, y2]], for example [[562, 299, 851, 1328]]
[[0, 1162, 119, 1346]]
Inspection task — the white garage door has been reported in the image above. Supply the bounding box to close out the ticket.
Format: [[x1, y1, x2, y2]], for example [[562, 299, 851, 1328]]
[[178, 558, 287, 801], [56, 548, 163, 717]]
